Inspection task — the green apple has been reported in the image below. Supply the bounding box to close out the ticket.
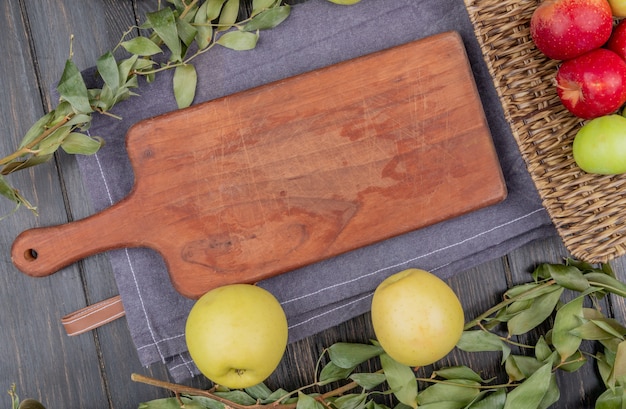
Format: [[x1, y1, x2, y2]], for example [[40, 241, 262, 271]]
[[185, 284, 288, 388], [608, 0, 626, 16], [573, 114, 626, 175], [371, 269, 464, 367]]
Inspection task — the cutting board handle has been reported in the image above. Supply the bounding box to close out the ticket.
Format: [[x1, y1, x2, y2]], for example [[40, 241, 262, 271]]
[[11, 200, 138, 277]]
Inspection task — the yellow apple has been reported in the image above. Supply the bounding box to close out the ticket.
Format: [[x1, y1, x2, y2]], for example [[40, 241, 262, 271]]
[[185, 284, 288, 388], [371, 268, 464, 367], [608, 0, 626, 16]]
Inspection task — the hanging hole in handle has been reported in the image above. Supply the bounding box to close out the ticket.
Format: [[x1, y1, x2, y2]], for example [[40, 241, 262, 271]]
[[23, 249, 38, 262]]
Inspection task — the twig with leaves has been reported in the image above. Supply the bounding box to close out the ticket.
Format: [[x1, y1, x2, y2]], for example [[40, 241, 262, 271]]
[[0, 0, 359, 220], [125, 260, 626, 409]]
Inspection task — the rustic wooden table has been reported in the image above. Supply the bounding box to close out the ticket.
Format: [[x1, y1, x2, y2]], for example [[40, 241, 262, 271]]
[[1, 1, 624, 408]]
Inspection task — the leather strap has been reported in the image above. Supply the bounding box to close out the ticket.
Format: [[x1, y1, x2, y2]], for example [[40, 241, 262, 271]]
[[62, 295, 125, 336]]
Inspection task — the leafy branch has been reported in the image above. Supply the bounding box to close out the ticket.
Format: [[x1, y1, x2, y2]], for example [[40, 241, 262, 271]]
[[0, 0, 359, 219], [126, 260, 626, 409]]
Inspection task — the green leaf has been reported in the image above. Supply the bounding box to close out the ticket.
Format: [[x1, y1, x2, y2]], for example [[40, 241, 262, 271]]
[[593, 318, 626, 339], [93, 85, 115, 111], [132, 56, 158, 72], [213, 390, 257, 405], [18, 111, 55, 149], [218, 0, 240, 30], [2, 154, 54, 176], [0, 176, 37, 218], [331, 393, 367, 409], [319, 361, 354, 385], [57, 59, 93, 113], [504, 298, 533, 315], [417, 379, 480, 407], [456, 330, 511, 363], [552, 295, 584, 361], [537, 374, 560, 409], [251, 0, 279, 15], [610, 340, 626, 387], [349, 373, 386, 389], [36, 125, 71, 155], [195, 24, 213, 50], [118, 54, 139, 84], [96, 51, 120, 93], [558, 349, 586, 372], [207, 0, 228, 20], [184, 395, 225, 409], [147, 7, 182, 61], [564, 258, 595, 270], [505, 355, 544, 382], [380, 353, 418, 409], [540, 264, 590, 292], [0, 176, 20, 207], [602, 262, 617, 279], [60, 133, 103, 155], [503, 363, 552, 409], [571, 319, 625, 341], [263, 389, 291, 404], [597, 351, 614, 388], [327, 343, 384, 369], [243, 5, 291, 31], [167, 0, 186, 11], [595, 387, 623, 409], [123, 74, 140, 91], [296, 393, 325, 409], [534, 336, 553, 362], [244, 383, 272, 400], [432, 366, 488, 383], [120, 36, 163, 56], [586, 272, 626, 298], [503, 282, 558, 301], [364, 402, 389, 409], [177, 17, 198, 47], [194, 0, 213, 49], [469, 389, 506, 409], [507, 287, 563, 335], [173, 64, 197, 109], [216, 30, 259, 50]]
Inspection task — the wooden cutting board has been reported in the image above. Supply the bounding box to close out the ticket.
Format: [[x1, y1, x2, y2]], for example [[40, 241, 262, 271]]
[[11, 31, 507, 299]]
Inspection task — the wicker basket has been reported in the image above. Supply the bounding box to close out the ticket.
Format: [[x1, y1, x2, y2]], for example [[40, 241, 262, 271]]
[[464, 0, 626, 263]]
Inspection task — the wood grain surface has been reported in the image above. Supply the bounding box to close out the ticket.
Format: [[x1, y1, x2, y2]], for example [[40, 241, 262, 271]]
[[0, 1, 619, 408], [10, 32, 505, 298]]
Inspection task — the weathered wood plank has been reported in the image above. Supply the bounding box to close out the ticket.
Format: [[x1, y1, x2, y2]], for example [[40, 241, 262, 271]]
[[0, 2, 108, 408], [7, 0, 176, 407], [22, 0, 176, 407]]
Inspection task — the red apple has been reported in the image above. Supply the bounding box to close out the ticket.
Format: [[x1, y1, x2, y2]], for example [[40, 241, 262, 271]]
[[530, 0, 613, 60], [556, 48, 626, 119], [607, 19, 626, 62]]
